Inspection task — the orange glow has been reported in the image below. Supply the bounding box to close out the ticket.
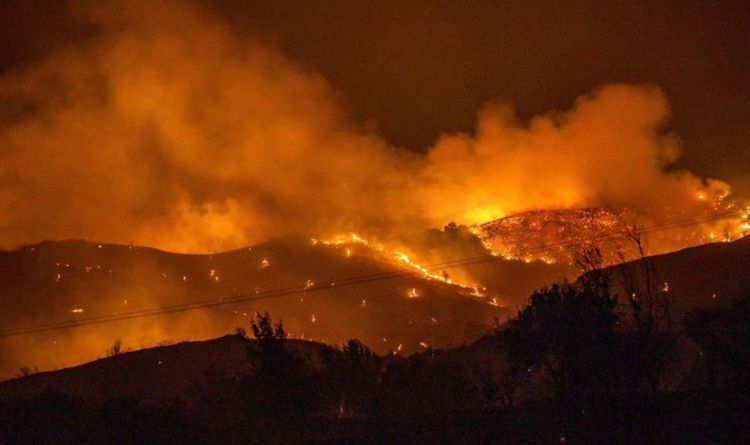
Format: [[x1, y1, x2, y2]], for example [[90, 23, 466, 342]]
[[0, 1, 743, 259]]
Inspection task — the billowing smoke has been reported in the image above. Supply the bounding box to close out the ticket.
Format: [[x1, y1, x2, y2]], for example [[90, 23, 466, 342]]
[[418, 85, 732, 225], [0, 0, 740, 253], [0, 0, 418, 252]]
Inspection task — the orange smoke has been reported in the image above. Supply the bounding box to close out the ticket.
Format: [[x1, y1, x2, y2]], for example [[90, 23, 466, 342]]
[[0, 0, 743, 253], [418, 85, 733, 226]]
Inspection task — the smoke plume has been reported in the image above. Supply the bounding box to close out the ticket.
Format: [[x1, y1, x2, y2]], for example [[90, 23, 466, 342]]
[[0, 0, 738, 253]]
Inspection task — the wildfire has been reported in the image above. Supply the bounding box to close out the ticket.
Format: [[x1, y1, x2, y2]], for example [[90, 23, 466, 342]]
[[319, 233, 470, 287], [321, 232, 369, 246], [314, 232, 510, 308], [393, 251, 453, 283], [476, 206, 750, 266]]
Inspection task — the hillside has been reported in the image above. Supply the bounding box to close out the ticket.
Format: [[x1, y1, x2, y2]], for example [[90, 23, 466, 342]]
[[3, 233, 743, 381], [0, 335, 332, 403], [0, 238, 512, 380], [3, 232, 750, 444], [604, 235, 750, 314]]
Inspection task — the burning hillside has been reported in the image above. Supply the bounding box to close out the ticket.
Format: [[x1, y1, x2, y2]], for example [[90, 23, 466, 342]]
[[476, 207, 627, 265], [476, 205, 750, 266]]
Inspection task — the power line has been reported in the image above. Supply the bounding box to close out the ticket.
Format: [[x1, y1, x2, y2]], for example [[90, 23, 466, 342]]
[[0, 209, 745, 338]]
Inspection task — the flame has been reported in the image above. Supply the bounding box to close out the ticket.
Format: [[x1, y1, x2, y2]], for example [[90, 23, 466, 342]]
[[320, 233, 472, 287], [316, 232, 511, 307], [476, 205, 750, 266]]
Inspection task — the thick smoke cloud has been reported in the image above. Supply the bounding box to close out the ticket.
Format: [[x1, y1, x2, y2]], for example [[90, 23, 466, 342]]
[[418, 85, 732, 226], [0, 0, 737, 253], [0, 0, 417, 252]]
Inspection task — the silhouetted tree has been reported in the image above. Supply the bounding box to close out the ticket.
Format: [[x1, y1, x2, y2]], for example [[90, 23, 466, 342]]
[[614, 229, 677, 394], [497, 277, 619, 401], [15, 366, 38, 378], [106, 339, 124, 357], [250, 312, 285, 343], [241, 312, 324, 437]]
